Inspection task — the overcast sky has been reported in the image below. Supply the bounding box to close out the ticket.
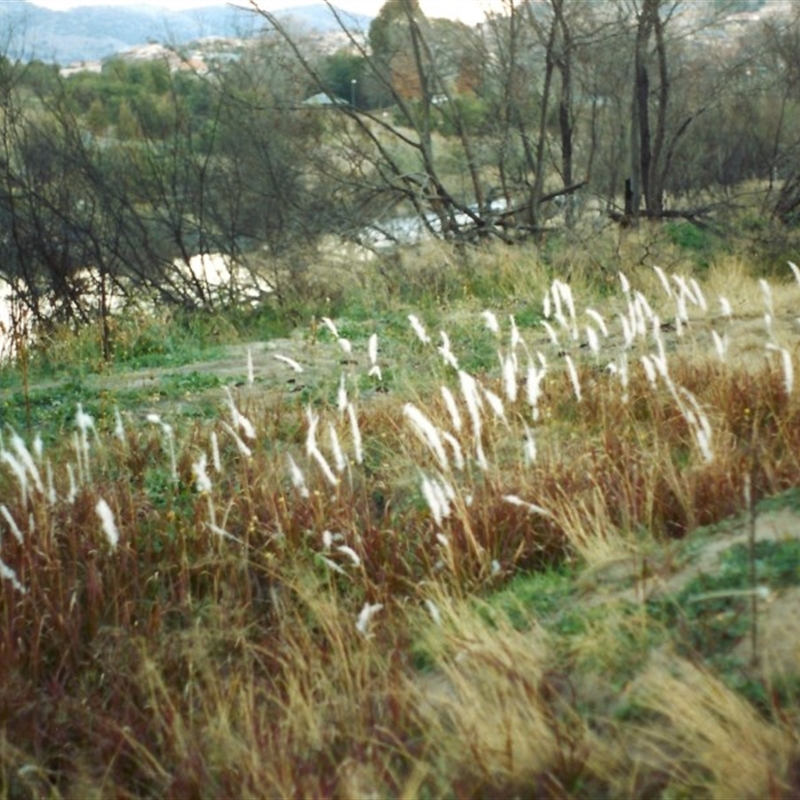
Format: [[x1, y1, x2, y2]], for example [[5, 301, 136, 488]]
[[23, 0, 499, 25]]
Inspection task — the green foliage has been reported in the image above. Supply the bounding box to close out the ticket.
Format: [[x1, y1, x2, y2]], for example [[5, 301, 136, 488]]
[[368, 0, 422, 61], [319, 50, 366, 107], [438, 94, 491, 136], [664, 221, 717, 268], [665, 221, 710, 252], [393, 95, 492, 137], [649, 538, 800, 664], [483, 566, 576, 631]]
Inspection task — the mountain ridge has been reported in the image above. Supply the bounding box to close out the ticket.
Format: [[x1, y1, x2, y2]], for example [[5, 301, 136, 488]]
[[0, 3, 371, 65]]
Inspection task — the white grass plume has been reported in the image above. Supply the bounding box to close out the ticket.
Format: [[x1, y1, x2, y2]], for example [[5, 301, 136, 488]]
[[509, 314, 522, 351], [641, 355, 657, 387], [0, 558, 25, 594], [287, 454, 309, 498], [320, 556, 348, 577], [221, 421, 253, 458], [356, 602, 383, 637], [421, 474, 451, 526], [550, 282, 563, 321], [1, 450, 28, 503], [675, 293, 688, 329], [441, 431, 465, 471], [789, 261, 800, 286], [619, 313, 634, 350], [75, 403, 95, 438], [274, 354, 304, 373], [541, 320, 560, 346], [676, 387, 714, 463], [114, 407, 126, 442], [522, 422, 537, 466], [0, 504, 23, 544], [767, 343, 794, 395], [223, 386, 256, 441], [207, 523, 244, 545], [425, 599, 442, 626], [481, 310, 500, 334], [652, 265, 673, 299], [474, 440, 489, 472], [95, 498, 119, 550], [368, 332, 379, 365], [347, 402, 363, 465], [458, 370, 484, 436], [526, 361, 546, 420], [247, 347, 254, 386], [337, 373, 348, 414], [689, 278, 707, 312], [46, 461, 56, 505], [211, 431, 221, 472], [66, 463, 77, 503], [336, 545, 361, 567], [438, 331, 459, 369], [75, 404, 94, 483], [10, 431, 43, 495], [310, 447, 339, 487], [634, 291, 654, 324], [367, 333, 381, 379], [503, 495, 552, 517], [555, 280, 577, 324], [305, 406, 319, 456], [759, 278, 774, 317], [501, 351, 518, 403], [440, 386, 462, 432], [404, 404, 449, 471], [482, 386, 508, 423], [782, 348, 794, 395], [651, 348, 671, 382], [328, 423, 347, 473], [585, 307, 609, 338], [192, 453, 212, 493], [719, 296, 733, 320], [586, 325, 600, 359], [652, 315, 665, 354], [148, 415, 178, 481], [629, 298, 646, 339], [608, 353, 630, 403], [321, 316, 339, 339], [408, 314, 430, 344], [565, 355, 582, 402], [672, 274, 697, 306], [712, 330, 728, 362]]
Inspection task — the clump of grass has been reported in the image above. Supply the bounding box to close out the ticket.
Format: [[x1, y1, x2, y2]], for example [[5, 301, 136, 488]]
[[3, 246, 800, 796]]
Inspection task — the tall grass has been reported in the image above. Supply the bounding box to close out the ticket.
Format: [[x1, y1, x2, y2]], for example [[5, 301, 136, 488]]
[[2, 243, 800, 796]]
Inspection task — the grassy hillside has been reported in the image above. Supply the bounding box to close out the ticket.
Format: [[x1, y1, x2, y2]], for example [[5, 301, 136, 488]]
[[2, 227, 800, 797]]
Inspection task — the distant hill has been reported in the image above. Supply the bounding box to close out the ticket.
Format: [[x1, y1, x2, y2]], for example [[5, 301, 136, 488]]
[[0, 3, 372, 65]]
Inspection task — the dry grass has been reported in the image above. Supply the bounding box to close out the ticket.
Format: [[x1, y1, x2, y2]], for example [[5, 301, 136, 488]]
[[2, 241, 800, 796]]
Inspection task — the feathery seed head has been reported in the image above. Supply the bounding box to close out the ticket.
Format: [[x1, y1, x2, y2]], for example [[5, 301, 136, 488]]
[[408, 314, 430, 344], [96, 498, 119, 550]]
